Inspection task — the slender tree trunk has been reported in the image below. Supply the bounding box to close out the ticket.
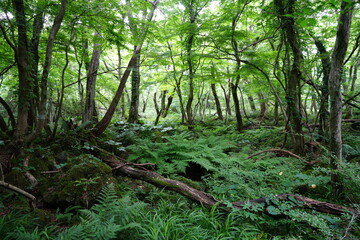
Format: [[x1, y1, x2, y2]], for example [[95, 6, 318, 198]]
[[36, 0, 68, 136], [274, 99, 279, 125], [220, 83, 231, 116], [0, 97, 16, 130], [128, 46, 141, 123], [154, 90, 167, 125], [84, 32, 102, 123], [13, 0, 31, 139], [248, 95, 256, 112], [258, 93, 266, 120], [230, 7, 245, 131], [328, 0, 354, 190], [52, 28, 73, 139], [162, 92, 173, 118], [232, 80, 243, 132], [185, 29, 195, 127], [93, 0, 159, 136], [0, 114, 8, 132], [28, 8, 44, 129], [211, 83, 223, 120], [275, 0, 304, 154], [345, 60, 358, 118], [314, 38, 331, 142]]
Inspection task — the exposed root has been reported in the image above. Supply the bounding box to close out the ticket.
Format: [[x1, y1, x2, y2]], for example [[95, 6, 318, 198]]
[[0, 180, 36, 208]]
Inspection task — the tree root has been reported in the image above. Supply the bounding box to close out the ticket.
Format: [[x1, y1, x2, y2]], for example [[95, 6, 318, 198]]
[[98, 148, 356, 216], [23, 156, 38, 187], [0, 180, 36, 208]]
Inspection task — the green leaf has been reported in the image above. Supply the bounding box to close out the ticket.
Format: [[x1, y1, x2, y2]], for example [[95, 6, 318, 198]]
[[266, 206, 281, 216]]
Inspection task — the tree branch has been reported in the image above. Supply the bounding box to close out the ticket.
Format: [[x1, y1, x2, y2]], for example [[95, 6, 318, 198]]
[[0, 22, 17, 53], [0, 180, 36, 208]]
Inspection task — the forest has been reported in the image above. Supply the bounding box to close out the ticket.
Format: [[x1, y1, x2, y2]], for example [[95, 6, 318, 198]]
[[0, 0, 359, 239]]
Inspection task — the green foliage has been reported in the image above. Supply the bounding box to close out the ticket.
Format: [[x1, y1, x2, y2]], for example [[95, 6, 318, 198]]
[[56, 184, 146, 240], [127, 132, 234, 175], [138, 199, 262, 240], [39, 154, 116, 207]]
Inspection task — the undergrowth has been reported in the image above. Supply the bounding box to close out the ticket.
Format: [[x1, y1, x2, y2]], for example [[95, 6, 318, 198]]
[[1, 122, 359, 239]]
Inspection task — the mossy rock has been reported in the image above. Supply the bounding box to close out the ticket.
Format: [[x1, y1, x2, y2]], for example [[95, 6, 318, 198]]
[[40, 154, 117, 208], [4, 170, 30, 189]]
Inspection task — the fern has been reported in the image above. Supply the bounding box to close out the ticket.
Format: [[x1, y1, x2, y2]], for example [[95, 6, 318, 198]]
[[56, 184, 146, 240], [127, 133, 234, 175]]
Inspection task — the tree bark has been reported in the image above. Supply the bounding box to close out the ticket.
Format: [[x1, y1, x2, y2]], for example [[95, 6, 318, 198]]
[[328, 1, 354, 189], [211, 83, 223, 120], [258, 93, 266, 120], [13, 0, 31, 139], [275, 0, 304, 154], [0, 96, 16, 130], [84, 32, 102, 123], [185, 11, 197, 128], [128, 46, 141, 123], [36, 0, 68, 136], [248, 95, 256, 112], [220, 83, 231, 116], [28, 7, 45, 129], [314, 38, 331, 142], [231, 81, 243, 131]]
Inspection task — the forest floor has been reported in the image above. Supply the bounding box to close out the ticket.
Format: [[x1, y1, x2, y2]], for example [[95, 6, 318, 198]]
[[0, 118, 359, 239]]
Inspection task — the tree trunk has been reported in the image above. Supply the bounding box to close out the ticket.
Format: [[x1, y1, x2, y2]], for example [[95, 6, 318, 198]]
[[220, 83, 231, 116], [28, 7, 45, 129], [274, 99, 279, 125], [128, 46, 141, 123], [231, 81, 243, 131], [36, 0, 68, 136], [328, 1, 354, 190], [154, 90, 167, 125], [185, 33, 195, 127], [13, 0, 31, 139], [345, 62, 358, 118], [93, 0, 159, 136], [162, 93, 173, 118], [258, 93, 266, 120], [52, 29, 73, 139], [248, 95, 256, 112], [0, 96, 16, 131], [211, 83, 223, 120], [84, 32, 102, 123], [314, 38, 331, 142], [275, 0, 304, 154]]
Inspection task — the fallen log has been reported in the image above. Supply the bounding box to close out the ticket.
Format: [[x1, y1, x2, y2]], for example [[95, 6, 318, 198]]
[[233, 194, 358, 216], [98, 149, 357, 217]]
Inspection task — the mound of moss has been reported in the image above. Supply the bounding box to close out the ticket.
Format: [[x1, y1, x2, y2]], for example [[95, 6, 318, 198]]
[[40, 154, 117, 208]]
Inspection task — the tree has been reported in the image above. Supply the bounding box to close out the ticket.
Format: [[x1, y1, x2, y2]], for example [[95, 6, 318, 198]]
[[328, 0, 355, 189], [0, 0, 68, 141], [84, 32, 102, 123], [93, 0, 159, 136], [275, 0, 304, 154]]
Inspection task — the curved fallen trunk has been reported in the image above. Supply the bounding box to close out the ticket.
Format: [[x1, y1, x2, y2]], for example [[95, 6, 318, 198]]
[[100, 152, 357, 216]]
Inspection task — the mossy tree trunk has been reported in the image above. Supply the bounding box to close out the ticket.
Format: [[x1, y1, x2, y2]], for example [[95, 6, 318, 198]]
[[328, 0, 354, 191]]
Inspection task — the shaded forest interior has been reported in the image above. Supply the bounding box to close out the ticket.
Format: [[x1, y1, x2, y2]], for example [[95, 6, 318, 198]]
[[0, 0, 359, 239]]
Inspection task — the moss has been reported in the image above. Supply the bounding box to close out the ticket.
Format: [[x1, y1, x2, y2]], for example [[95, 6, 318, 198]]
[[4, 170, 29, 189], [40, 154, 118, 208]]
